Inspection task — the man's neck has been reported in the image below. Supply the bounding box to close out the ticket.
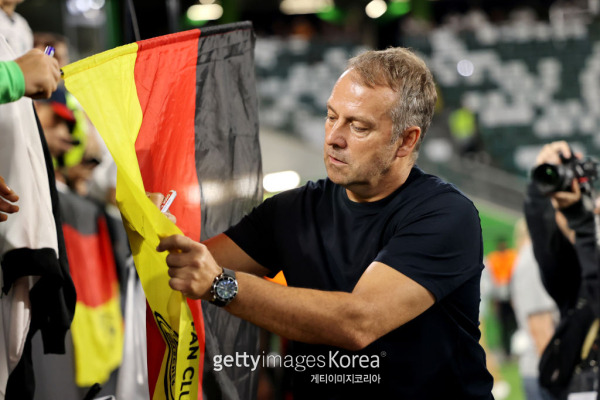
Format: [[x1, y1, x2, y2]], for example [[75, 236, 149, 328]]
[[345, 163, 414, 203]]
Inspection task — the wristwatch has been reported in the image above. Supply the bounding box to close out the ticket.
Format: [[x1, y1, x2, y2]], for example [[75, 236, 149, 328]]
[[210, 268, 238, 307]]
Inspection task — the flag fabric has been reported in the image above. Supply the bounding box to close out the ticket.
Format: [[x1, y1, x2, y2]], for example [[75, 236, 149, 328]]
[[116, 258, 150, 400], [0, 36, 76, 399], [63, 21, 262, 400], [58, 189, 124, 388]]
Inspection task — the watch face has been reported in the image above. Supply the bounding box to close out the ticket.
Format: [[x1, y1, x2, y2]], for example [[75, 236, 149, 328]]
[[216, 277, 238, 300]]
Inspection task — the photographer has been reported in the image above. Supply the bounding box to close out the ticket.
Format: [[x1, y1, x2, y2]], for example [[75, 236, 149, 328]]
[[525, 140, 600, 399]]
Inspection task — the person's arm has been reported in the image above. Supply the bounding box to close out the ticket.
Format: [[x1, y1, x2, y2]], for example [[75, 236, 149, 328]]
[[527, 311, 555, 355], [524, 181, 580, 311], [0, 60, 25, 104], [0, 175, 18, 222], [0, 49, 61, 104], [559, 188, 600, 316], [530, 141, 600, 316], [158, 233, 435, 351], [525, 141, 582, 313]]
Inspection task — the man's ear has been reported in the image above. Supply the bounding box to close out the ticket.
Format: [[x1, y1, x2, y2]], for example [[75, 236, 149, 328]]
[[396, 126, 421, 158]]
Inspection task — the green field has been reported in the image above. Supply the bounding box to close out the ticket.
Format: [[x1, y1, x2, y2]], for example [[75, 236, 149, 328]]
[[477, 201, 525, 400]]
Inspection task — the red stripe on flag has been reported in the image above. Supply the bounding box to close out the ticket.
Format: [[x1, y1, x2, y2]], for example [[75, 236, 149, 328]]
[[63, 218, 118, 307], [134, 29, 202, 242], [133, 30, 206, 399]]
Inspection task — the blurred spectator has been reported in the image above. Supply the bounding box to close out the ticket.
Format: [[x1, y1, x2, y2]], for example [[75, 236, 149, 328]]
[[0, 16, 75, 400], [525, 140, 600, 398], [524, 142, 581, 318], [33, 31, 110, 197], [62, 112, 103, 197], [510, 218, 558, 400], [0, 0, 32, 56], [447, 102, 490, 164], [33, 32, 70, 68], [448, 105, 478, 156], [34, 87, 76, 161], [34, 86, 105, 197], [86, 136, 117, 207], [484, 237, 518, 359]]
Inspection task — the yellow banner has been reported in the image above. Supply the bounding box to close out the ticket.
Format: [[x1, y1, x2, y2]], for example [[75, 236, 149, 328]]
[[63, 42, 199, 400]]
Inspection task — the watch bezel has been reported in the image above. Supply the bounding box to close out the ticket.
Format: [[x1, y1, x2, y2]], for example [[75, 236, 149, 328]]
[[210, 268, 238, 307]]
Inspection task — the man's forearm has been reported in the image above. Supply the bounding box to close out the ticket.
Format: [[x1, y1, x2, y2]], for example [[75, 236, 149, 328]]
[[225, 271, 374, 351], [527, 312, 555, 355], [222, 261, 435, 351], [159, 234, 434, 349]]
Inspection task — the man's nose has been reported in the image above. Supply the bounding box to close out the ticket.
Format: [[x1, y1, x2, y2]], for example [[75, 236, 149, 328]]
[[56, 121, 73, 141], [325, 121, 347, 149]]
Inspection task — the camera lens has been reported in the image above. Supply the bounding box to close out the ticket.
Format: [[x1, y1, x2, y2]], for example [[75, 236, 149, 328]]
[[531, 163, 572, 195], [533, 164, 561, 186]]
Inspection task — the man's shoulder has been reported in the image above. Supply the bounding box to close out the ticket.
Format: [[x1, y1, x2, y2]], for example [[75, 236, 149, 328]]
[[402, 166, 476, 211], [259, 179, 332, 214]]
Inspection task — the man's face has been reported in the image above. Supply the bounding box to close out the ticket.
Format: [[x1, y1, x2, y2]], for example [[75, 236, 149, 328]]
[[35, 102, 74, 158], [323, 69, 400, 200]]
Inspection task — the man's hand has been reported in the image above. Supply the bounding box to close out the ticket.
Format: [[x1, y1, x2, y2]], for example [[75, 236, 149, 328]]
[[534, 140, 574, 166], [146, 191, 176, 223], [14, 49, 61, 99], [0, 176, 19, 222], [157, 235, 222, 300]]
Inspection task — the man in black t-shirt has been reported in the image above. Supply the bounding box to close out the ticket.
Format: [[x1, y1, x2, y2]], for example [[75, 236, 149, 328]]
[[155, 47, 494, 399]]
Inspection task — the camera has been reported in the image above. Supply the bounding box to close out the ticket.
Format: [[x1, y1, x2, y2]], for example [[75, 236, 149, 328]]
[[532, 153, 599, 195]]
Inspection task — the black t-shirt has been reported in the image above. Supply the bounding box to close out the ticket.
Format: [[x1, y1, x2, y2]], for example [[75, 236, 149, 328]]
[[225, 166, 494, 399]]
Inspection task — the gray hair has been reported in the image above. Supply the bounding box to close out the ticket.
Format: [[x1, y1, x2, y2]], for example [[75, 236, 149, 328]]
[[347, 47, 437, 153]]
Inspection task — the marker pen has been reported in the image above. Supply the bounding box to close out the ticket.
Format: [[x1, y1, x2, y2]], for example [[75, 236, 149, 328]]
[[44, 46, 55, 57], [160, 190, 177, 213]]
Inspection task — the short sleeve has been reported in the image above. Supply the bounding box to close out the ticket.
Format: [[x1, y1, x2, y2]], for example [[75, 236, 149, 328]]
[[0, 60, 25, 104], [375, 191, 483, 301], [224, 193, 284, 274]]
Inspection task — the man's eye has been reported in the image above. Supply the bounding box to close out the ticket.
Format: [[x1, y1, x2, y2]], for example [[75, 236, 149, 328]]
[[351, 125, 367, 133], [326, 115, 337, 122]]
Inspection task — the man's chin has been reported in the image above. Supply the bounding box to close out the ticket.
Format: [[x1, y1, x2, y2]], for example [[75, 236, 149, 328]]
[[325, 168, 349, 186]]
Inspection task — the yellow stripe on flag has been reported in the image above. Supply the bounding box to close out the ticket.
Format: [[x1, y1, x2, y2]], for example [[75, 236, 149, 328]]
[[71, 293, 124, 387], [63, 43, 199, 400]]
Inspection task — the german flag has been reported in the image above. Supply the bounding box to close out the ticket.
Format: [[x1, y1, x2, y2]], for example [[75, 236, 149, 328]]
[[58, 190, 123, 388], [62, 22, 262, 400]]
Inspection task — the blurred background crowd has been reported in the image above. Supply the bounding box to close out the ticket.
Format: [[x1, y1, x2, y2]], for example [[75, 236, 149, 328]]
[[4, 0, 600, 399]]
